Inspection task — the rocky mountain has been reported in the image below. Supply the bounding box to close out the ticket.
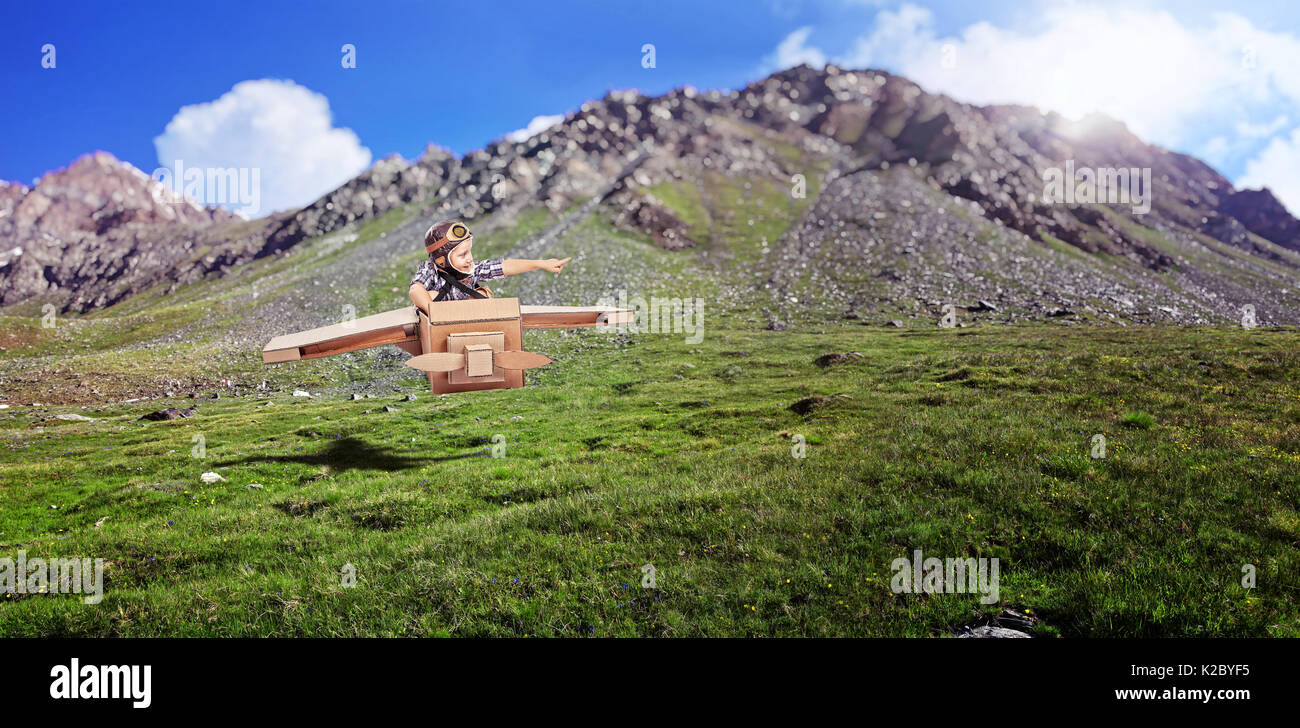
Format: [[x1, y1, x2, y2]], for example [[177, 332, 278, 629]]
[[1218, 187, 1300, 252], [4, 65, 1300, 326], [0, 152, 248, 311]]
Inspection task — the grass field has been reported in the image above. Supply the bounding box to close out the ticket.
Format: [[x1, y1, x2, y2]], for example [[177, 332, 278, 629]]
[[2, 323, 1297, 637]]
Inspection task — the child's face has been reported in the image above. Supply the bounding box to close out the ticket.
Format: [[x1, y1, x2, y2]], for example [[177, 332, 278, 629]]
[[447, 237, 474, 273]]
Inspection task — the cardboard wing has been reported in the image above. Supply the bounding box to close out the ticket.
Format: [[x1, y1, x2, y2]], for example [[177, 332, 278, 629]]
[[262, 301, 633, 365], [520, 305, 634, 329], [261, 307, 420, 364]]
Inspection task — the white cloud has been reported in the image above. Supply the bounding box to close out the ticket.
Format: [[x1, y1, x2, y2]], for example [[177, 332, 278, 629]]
[[505, 114, 564, 143], [1236, 115, 1289, 138], [1237, 128, 1300, 216], [759, 26, 828, 74], [1199, 114, 1291, 170], [835, 5, 1300, 145], [762, 3, 1300, 212], [153, 79, 371, 217]]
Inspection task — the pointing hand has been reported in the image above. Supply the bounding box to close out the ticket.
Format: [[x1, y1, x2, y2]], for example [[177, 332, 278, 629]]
[[541, 257, 572, 274]]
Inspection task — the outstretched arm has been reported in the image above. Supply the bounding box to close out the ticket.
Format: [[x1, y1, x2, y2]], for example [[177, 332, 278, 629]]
[[503, 257, 572, 275]]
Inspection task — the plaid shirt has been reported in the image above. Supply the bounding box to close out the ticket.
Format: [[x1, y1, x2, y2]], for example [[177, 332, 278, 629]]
[[411, 258, 505, 301]]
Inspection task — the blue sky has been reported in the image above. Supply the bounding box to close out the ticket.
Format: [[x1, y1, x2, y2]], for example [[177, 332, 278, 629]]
[[4, 0, 1300, 214]]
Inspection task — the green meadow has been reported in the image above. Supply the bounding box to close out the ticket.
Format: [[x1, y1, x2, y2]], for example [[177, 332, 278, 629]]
[[2, 323, 1296, 636]]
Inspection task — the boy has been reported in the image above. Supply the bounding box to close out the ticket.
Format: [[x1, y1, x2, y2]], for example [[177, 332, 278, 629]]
[[408, 220, 571, 312]]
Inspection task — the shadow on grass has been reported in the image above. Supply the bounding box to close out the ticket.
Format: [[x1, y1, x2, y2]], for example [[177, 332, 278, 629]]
[[218, 437, 488, 472]]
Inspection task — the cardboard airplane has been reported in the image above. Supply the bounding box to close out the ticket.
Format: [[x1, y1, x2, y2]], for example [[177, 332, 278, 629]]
[[261, 298, 633, 394]]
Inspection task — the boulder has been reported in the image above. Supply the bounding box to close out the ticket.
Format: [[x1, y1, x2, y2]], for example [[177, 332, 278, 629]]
[[140, 407, 197, 421]]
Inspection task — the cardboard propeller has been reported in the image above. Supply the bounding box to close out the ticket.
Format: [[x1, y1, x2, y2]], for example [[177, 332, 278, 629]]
[[404, 350, 553, 373]]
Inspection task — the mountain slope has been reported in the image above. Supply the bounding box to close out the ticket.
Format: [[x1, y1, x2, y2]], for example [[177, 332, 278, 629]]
[[8, 65, 1299, 328]]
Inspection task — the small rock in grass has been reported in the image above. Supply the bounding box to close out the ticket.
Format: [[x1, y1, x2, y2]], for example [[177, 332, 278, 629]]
[[960, 626, 1030, 638], [245, 483, 264, 490], [56, 413, 96, 422], [140, 407, 196, 421], [995, 608, 1038, 632], [292, 390, 312, 398], [789, 394, 850, 415], [200, 472, 225, 484], [814, 352, 864, 367]]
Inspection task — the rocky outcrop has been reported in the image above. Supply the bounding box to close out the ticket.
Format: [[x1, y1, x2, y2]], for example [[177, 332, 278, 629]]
[[1219, 188, 1300, 252], [258, 146, 459, 257], [5, 151, 232, 235], [0, 152, 249, 310], [610, 194, 697, 250]]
